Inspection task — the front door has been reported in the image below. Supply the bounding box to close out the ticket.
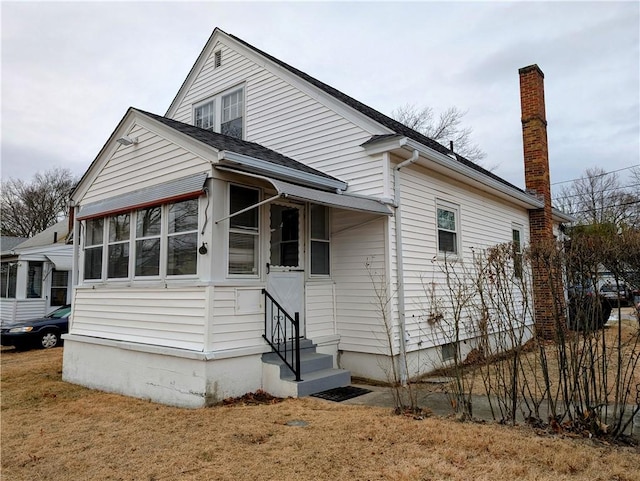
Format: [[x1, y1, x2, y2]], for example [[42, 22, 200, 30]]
[[266, 202, 305, 337]]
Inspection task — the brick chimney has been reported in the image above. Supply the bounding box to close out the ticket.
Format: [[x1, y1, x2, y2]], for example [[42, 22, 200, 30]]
[[519, 64, 565, 338]]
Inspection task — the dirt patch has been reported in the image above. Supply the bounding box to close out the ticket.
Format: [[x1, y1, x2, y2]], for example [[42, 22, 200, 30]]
[[222, 389, 285, 406]]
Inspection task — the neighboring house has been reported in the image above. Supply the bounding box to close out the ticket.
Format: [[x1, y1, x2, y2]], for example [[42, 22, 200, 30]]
[[62, 28, 572, 407], [1, 221, 73, 324]]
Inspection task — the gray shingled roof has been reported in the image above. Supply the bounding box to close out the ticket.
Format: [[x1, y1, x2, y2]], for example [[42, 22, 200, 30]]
[[136, 109, 341, 183], [1, 236, 28, 253], [226, 30, 525, 194]]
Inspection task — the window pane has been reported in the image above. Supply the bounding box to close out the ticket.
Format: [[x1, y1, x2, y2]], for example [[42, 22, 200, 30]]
[[311, 205, 329, 240], [108, 243, 129, 278], [86, 218, 103, 246], [229, 232, 257, 275], [50, 270, 69, 306], [169, 199, 198, 234], [438, 230, 457, 254], [109, 214, 130, 242], [230, 185, 259, 230], [221, 117, 243, 139], [137, 207, 161, 237], [167, 232, 197, 275], [311, 241, 330, 275], [84, 246, 103, 280], [222, 90, 243, 139], [1, 262, 17, 298], [437, 208, 456, 231], [27, 262, 43, 298], [136, 239, 160, 276], [195, 101, 214, 130], [270, 205, 299, 267]]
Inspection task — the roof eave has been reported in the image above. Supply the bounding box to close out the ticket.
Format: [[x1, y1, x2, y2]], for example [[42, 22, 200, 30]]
[[364, 137, 544, 210], [217, 151, 348, 192]]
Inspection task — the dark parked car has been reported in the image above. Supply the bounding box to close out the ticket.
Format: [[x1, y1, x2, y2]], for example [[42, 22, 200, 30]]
[[567, 284, 611, 331], [1, 305, 70, 350]]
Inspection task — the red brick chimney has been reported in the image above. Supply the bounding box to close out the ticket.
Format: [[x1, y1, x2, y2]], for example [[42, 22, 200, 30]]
[[519, 64, 564, 338]]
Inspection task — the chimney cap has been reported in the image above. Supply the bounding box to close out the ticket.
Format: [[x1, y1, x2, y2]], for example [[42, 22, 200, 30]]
[[518, 64, 544, 78]]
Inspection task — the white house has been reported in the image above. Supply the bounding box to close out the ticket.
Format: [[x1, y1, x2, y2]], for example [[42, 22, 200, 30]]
[[1, 220, 73, 323], [62, 28, 572, 407]]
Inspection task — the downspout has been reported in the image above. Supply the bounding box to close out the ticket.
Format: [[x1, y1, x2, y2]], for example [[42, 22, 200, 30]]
[[394, 149, 419, 384]]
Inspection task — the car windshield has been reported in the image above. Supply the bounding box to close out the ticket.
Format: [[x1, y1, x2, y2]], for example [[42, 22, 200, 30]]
[[46, 306, 71, 319]]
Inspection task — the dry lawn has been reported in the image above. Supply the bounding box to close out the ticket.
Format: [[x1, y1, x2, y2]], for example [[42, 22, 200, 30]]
[[2, 347, 640, 481], [458, 317, 640, 398]]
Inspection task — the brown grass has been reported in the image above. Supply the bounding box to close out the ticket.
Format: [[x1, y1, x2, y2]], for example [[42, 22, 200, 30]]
[[2, 347, 640, 481], [458, 318, 640, 398]]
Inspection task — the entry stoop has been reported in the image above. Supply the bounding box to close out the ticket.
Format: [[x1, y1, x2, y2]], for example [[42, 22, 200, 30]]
[[261, 340, 350, 398]]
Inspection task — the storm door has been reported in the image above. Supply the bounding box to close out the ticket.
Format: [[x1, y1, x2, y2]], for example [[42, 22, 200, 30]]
[[266, 202, 305, 337]]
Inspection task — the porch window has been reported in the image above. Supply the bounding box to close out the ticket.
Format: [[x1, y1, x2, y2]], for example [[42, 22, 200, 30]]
[[193, 86, 244, 140], [310, 204, 330, 275], [84, 218, 104, 280], [107, 214, 130, 279], [512, 226, 523, 278], [0, 262, 17, 298], [82, 198, 200, 282], [167, 199, 198, 276], [27, 261, 43, 298], [228, 185, 259, 275], [135, 206, 161, 276], [50, 270, 69, 306], [437, 201, 459, 256]]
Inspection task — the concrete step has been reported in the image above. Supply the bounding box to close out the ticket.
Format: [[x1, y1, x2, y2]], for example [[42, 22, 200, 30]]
[[262, 350, 334, 376], [282, 367, 351, 397]]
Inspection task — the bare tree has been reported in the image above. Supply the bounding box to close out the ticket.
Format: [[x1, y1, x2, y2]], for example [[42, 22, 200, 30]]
[[392, 104, 486, 163], [555, 167, 639, 229], [1, 168, 77, 237]]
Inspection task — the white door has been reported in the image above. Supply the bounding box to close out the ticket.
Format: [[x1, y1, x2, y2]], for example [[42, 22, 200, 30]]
[[266, 202, 305, 337]]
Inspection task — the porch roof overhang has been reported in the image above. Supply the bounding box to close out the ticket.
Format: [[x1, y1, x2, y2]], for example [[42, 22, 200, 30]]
[[215, 167, 393, 224], [45, 254, 72, 271], [77, 172, 209, 220]]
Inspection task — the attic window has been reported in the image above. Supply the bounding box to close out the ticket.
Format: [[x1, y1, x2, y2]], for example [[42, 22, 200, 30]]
[[214, 50, 222, 68]]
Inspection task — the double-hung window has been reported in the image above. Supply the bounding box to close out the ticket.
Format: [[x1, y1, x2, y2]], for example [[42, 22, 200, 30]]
[[310, 205, 330, 276], [84, 218, 104, 280], [50, 270, 69, 306], [27, 261, 43, 298], [228, 185, 259, 275], [437, 201, 460, 256], [108, 214, 130, 279], [193, 87, 244, 140], [135, 206, 161, 276], [167, 199, 198, 276]]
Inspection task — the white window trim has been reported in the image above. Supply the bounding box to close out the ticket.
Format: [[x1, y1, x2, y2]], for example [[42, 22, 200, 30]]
[[436, 199, 461, 259], [192, 84, 246, 139], [81, 200, 200, 284], [227, 183, 261, 278], [511, 223, 524, 278]]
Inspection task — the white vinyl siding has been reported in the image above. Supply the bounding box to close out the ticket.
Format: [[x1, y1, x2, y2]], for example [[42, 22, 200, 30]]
[[81, 125, 210, 205], [208, 286, 263, 351], [169, 41, 386, 197], [0, 298, 47, 323], [305, 282, 336, 339], [71, 287, 208, 351], [331, 211, 389, 354], [393, 162, 531, 352]]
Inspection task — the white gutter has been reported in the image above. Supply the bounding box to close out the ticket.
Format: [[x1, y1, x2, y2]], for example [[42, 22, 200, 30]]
[[364, 137, 545, 210], [394, 149, 419, 385]]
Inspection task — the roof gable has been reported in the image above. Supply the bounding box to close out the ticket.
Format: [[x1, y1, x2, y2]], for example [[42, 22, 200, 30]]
[[166, 28, 525, 195]]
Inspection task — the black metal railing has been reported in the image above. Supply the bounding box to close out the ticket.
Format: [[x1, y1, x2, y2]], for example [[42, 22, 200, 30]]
[[262, 289, 302, 381]]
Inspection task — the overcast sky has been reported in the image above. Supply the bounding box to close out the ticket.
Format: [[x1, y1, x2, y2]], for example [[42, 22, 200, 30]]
[[2, 1, 639, 196]]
